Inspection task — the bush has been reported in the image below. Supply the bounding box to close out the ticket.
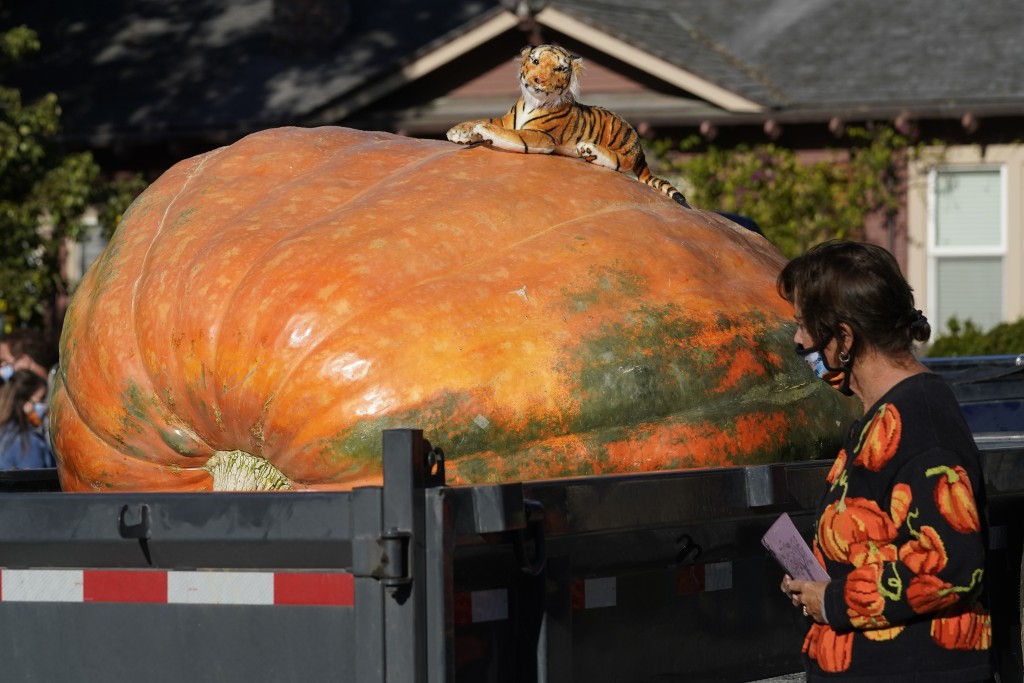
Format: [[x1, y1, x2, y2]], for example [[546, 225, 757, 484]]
[[1, 24, 145, 331], [925, 317, 1024, 357], [654, 125, 915, 259]]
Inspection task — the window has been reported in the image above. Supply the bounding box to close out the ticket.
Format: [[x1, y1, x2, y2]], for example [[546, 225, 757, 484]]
[[79, 224, 109, 276], [64, 209, 110, 285], [927, 168, 1006, 336]]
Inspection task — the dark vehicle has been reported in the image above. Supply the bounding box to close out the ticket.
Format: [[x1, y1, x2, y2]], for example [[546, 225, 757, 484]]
[[923, 354, 1024, 435]]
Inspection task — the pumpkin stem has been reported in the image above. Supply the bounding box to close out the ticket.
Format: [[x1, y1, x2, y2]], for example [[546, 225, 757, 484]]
[[906, 508, 921, 539], [835, 470, 849, 511], [880, 562, 903, 602], [925, 465, 959, 483], [204, 450, 293, 491], [940, 568, 985, 598]]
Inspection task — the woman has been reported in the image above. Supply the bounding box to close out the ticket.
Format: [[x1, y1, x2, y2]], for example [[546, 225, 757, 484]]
[[777, 241, 991, 681], [0, 369, 54, 469]]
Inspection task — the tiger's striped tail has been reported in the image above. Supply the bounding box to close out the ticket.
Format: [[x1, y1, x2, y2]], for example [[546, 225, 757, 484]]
[[635, 161, 690, 208]]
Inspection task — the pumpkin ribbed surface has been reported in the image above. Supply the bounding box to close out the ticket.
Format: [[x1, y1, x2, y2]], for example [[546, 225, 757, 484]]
[[51, 126, 855, 491]]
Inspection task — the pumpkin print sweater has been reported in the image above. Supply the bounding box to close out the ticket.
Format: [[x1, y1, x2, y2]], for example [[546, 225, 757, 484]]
[[804, 372, 992, 682]]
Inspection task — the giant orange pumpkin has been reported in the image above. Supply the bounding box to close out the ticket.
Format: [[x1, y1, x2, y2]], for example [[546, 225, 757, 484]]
[[51, 127, 856, 492]]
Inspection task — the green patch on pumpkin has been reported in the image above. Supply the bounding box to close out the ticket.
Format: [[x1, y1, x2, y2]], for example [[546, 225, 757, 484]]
[[321, 387, 560, 471], [561, 263, 645, 314], [159, 426, 198, 456], [565, 305, 789, 433], [119, 381, 151, 434], [320, 308, 858, 485]]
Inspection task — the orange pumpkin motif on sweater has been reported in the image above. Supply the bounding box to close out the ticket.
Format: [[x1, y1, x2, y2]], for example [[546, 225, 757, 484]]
[[853, 403, 901, 471], [826, 449, 847, 485], [890, 483, 912, 528], [818, 497, 898, 563], [908, 574, 959, 614], [849, 540, 897, 568], [813, 540, 826, 572], [844, 562, 890, 628], [899, 525, 948, 575], [803, 623, 854, 673], [931, 604, 992, 651], [928, 465, 981, 534], [863, 624, 905, 641]]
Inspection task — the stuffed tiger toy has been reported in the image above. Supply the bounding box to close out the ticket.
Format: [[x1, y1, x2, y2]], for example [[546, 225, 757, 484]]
[[446, 44, 690, 208]]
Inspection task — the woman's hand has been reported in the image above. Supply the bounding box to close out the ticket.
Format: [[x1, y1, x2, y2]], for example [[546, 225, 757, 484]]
[[781, 574, 829, 624]]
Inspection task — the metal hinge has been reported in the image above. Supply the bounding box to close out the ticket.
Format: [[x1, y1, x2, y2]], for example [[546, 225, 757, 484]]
[[352, 529, 412, 585]]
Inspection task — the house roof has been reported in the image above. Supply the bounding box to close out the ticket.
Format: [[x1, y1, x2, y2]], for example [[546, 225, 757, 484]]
[[545, 0, 1024, 125], [625, 0, 1024, 113], [5, 0, 1024, 149]]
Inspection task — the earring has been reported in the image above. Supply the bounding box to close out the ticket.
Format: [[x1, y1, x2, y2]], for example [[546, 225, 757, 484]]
[[839, 350, 851, 365]]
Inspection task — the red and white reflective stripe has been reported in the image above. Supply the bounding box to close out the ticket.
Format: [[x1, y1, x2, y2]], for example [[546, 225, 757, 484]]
[[676, 561, 732, 595], [452, 562, 735, 624], [571, 576, 616, 610], [453, 588, 508, 625], [0, 569, 354, 606]]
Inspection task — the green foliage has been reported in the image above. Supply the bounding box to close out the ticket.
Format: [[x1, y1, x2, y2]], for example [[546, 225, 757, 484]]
[[926, 317, 1024, 357], [0, 24, 40, 62], [0, 24, 146, 331], [655, 124, 917, 259]]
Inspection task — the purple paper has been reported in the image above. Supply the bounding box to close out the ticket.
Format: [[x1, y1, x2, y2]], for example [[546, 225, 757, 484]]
[[762, 513, 830, 581]]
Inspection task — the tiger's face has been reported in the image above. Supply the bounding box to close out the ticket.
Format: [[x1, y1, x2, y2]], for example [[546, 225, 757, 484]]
[[518, 45, 582, 107]]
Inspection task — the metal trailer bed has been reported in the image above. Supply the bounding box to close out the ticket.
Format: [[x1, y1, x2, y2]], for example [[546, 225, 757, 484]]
[[0, 428, 1021, 682]]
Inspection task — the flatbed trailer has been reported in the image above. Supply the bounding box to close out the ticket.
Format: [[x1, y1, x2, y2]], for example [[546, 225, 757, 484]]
[[0, 355, 1020, 682]]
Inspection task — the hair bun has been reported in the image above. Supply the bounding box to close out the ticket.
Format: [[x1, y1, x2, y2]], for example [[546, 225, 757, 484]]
[[909, 309, 931, 342]]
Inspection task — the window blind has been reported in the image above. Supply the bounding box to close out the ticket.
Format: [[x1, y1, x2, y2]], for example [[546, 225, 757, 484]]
[[934, 170, 1001, 248], [934, 257, 1003, 333]]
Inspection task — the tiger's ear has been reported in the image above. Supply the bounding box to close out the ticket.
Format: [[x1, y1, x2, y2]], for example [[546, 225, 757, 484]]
[[520, 45, 535, 59], [569, 54, 584, 80], [568, 54, 583, 100]]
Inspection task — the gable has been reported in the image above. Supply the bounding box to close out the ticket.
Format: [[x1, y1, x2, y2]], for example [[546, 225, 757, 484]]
[[312, 10, 763, 136]]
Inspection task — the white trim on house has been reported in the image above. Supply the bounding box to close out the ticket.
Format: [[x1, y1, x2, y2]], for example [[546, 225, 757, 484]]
[[534, 8, 764, 113], [908, 145, 1024, 336]]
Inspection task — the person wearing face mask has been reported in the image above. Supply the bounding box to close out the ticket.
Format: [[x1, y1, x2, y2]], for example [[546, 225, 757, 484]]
[[0, 369, 54, 470], [0, 328, 56, 383], [775, 240, 992, 682]]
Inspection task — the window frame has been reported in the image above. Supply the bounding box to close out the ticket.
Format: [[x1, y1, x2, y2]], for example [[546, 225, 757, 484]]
[[925, 164, 1008, 334]]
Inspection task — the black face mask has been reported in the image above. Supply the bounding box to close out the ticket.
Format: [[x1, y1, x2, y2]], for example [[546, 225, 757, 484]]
[[795, 337, 853, 397]]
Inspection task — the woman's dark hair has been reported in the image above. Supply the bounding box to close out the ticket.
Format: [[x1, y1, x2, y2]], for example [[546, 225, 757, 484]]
[[0, 370, 47, 450], [776, 240, 931, 358]]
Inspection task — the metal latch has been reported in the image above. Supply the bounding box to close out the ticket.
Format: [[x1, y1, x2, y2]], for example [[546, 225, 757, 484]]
[[118, 503, 151, 539], [118, 504, 153, 565]]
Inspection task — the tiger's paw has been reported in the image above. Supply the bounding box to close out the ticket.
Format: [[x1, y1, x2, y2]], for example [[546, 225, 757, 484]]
[[446, 124, 486, 145], [575, 142, 623, 172], [576, 141, 598, 163]]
